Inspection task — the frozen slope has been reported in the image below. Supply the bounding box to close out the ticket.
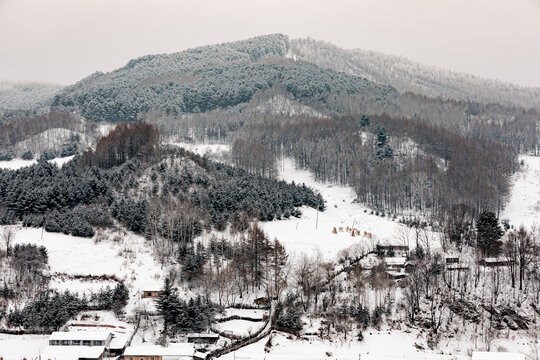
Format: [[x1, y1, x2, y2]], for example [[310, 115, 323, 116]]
[[8, 227, 178, 313], [260, 158, 407, 260], [502, 155, 540, 229]]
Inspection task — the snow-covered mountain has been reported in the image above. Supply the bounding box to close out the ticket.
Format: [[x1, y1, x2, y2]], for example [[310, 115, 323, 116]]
[[0, 81, 62, 111], [290, 38, 540, 109]]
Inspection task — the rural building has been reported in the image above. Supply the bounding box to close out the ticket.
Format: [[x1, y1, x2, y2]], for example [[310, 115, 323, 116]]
[[123, 344, 196, 360], [404, 260, 415, 273], [254, 297, 270, 307], [478, 258, 514, 267], [386, 270, 407, 280], [384, 256, 407, 270], [48, 330, 112, 347], [141, 289, 161, 299], [187, 333, 219, 344], [41, 345, 106, 360], [109, 335, 130, 356], [376, 244, 409, 257], [444, 256, 469, 271]]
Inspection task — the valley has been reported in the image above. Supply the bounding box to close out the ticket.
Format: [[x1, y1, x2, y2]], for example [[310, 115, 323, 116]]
[[0, 33, 539, 360]]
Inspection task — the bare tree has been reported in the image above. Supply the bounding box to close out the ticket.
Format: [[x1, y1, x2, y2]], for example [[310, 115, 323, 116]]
[[1, 226, 18, 257]]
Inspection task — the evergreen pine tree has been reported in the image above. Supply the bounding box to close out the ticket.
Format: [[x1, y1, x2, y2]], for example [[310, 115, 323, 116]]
[[476, 210, 503, 256]]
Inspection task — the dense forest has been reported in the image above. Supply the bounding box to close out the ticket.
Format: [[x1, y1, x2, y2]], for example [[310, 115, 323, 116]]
[[0, 124, 324, 239]]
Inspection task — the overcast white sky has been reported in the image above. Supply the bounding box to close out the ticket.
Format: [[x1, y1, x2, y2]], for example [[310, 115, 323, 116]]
[[1, 0, 539, 87]]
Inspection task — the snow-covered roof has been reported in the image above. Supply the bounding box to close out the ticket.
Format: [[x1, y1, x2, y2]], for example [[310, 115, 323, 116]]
[[124, 344, 195, 356], [378, 243, 408, 249], [141, 287, 162, 292], [49, 330, 111, 341], [41, 345, 105, 360], [384, 257, 407, 265], [109, 335, 129, 349], [472, 351, 525, 360], [187, 333, 219, 338], [194, 350, 208, 359]]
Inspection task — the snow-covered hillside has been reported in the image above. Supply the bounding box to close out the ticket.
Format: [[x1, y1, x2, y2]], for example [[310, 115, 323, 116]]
[[260, 158, 414, 260], [8, 227, 184, 313], [0, 155, 75, 170], [502, 155, 540, 228], [289, 38, 540, 109], [0, 81, 62, 111]]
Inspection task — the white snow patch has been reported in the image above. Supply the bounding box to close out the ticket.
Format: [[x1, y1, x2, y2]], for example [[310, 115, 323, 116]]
[[217, 331, 469, 360], [214, 320, 264, 337], [8, 227, 176, 314], [0, 334, 49, 360], [0, 155, 75, 170], [169, 142, 230, 157], [260, 158, 407, 260], [501, 155, 540, 229]]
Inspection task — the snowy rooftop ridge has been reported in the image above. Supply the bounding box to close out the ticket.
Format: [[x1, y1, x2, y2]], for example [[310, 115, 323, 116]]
[[49, 330, 111, 341]]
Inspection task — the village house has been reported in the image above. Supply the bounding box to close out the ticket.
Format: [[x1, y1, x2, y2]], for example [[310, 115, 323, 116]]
[[384, 256, 407, 270], [253, 296, 270, 307], [109, 335, 130, 356], [478, 258, 514, 267], [444, 256, 469, 271], [186, 333, 220, 344], [141, 288, 162, 299], [48, 330, 113, 347], [41, 345, 106, 360], [123, 344, 196, 360], [376, 244, 409, 257]]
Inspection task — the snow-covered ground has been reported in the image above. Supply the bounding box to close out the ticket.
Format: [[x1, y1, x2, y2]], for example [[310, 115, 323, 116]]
[[217, 331, 466, 360], [169, 142, 230, 158], [260, 158, 410, 260], [502, 155, 540, 229], [0, 312, 132, 360], [8, 227, 181, 313], [0, 334, 49, 360], [214, 319, 265, 337], [217, 308, 269, 320], [0, 155, 75, 170], [217, 330, 537, 360]]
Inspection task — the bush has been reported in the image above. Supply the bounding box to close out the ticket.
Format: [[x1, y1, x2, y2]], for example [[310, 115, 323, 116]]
[[21, 151, 34, 160], [0, 150, 14, 161]]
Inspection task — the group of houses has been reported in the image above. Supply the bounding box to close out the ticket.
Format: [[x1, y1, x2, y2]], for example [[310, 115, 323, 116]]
[[41, 327, 216, 360], [375, 242, 515, 280]]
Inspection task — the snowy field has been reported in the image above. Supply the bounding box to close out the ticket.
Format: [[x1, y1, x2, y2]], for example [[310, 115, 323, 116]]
[[217, 308, 269, 320], [217, 331, 467, 360], [0, 312, 132, 360], [0, 334, 49, 360], [260, 158, 410, 260], [6, 226, 181, 313], [501, 155, 540, 229], [0, 155, 75, 170], [217, 330, 537, 360], [215, 319, 265, 337]]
